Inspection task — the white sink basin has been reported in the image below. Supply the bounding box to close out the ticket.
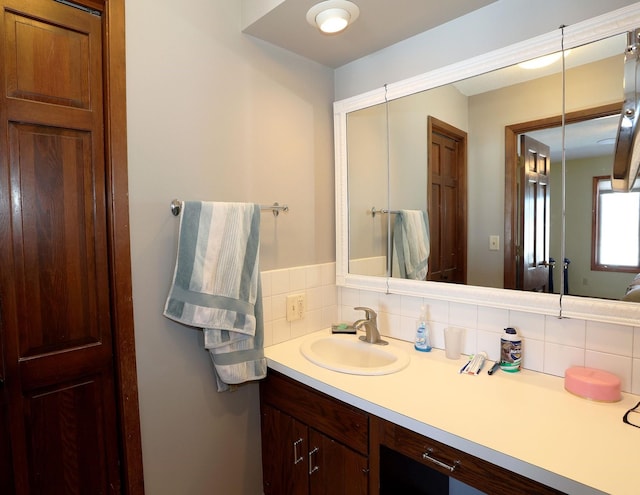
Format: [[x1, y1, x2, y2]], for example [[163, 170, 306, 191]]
[[300, 333, 410, 375]]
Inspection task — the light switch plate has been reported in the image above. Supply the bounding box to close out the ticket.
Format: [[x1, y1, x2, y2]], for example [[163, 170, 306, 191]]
[[489, 235, 500, 251], [286, 293, 305, 321]]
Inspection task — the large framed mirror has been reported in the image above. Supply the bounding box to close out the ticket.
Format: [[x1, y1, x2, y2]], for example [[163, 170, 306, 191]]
[[334, 5, 640, 324]]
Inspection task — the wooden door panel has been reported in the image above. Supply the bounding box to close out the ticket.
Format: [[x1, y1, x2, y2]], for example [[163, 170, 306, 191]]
[[25, 373, 116, 495], [9, 123, 109, 359], [519, 135, 550, 291], [443, 180, 457, 275], [429, 182, 442, 276], [309, 428, 368, 495], [428, 117, 467, 284], [261, 404, 308, 495], [0, 399, 14, 492], [4, 5, 96, 108]]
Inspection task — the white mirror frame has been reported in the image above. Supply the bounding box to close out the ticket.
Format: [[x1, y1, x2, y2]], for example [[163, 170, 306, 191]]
[[334, 4, 640, 326]]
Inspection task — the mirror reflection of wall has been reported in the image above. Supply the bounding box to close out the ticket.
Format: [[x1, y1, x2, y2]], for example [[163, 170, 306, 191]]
[[346, 32, 634, 301]]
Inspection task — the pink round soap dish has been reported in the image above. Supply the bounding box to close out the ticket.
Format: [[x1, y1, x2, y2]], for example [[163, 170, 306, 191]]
[[564, 366, 621, 402]]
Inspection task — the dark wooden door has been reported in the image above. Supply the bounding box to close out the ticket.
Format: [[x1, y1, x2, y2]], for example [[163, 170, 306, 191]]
[[427, 116, 467, 283], [0, 1, 123, 492], [308, 428, 368, 495], [261, 404, 308, 495], [518, 134, 551, 292]]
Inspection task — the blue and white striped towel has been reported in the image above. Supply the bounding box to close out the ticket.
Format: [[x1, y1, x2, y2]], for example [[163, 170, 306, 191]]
[[163, 201, 267, 391], [392, 209, 430, 281]]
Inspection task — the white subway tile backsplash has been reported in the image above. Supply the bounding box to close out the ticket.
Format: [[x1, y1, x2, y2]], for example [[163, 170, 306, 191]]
[[305, 265, 322, 288], [289, 267, 306, 292], [262, 296, 273, 323], [378, 311, 401, 339], [509, 311, 545, 341], [261, 271, 272, 297], [585, 350, 632, 392], [359, 291, 380, 313], [478, 306, 509, 333], [271, 269, 290, 295], [586, 321, 633, 357], [261, 263, 338, 345], [476, 329, 501, 362], [632, 359, 640, 395], [322, 284, 337, 307], [428, 299, 449, 324], [272, 318, 291, 344], [543, 342, 584, 377], [378, 292, 402, 316], [458, 326, 475, 356], [545, 316, 586, 347], [522, 338, 544, 373], [263, 320, 273, 347], [430, 321, 447, 350], [449, 302, 477, 328], [260, 263, 639, 394], [290, 317, 309, 339], [396, 315, 418, 342], [400, 295, 423, 318], [306, 286, 323, 311], [340, 287, 359, 308], [321, 305, 338, 329], [321, 262, 335, 286], [272, 293, 286, 320]]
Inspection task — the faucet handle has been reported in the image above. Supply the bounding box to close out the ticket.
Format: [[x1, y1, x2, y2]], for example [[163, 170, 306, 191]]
[[354, 306, 377, 320]]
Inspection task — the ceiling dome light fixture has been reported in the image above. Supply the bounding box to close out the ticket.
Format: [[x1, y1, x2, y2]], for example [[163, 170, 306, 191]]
[[306, 1, 360, 35]]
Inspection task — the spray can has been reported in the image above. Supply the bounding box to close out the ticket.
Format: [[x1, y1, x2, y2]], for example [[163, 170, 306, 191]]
[[500, 327, 522, 372]]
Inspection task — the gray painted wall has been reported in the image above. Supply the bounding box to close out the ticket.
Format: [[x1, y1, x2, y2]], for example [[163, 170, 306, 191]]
[[126, 1, 333, 493]]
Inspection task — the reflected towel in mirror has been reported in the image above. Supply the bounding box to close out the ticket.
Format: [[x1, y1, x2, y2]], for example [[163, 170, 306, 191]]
[[392, 210, 430, 280]]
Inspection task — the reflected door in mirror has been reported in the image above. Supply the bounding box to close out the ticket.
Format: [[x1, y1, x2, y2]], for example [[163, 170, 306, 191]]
[[427, 117, 467, 283], [519, 135, 551, 291]]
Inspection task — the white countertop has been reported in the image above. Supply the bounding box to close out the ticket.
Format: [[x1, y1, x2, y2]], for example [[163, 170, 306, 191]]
[[264, 329, 640, 495]]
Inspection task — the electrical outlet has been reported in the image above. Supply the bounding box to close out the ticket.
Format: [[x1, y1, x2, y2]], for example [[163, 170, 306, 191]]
[[489, 235, 500, 251], [286, 293, 306, 322]]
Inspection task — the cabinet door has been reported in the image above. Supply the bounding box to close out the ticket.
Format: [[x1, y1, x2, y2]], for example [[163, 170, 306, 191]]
[[261, 404, 308, 495], [308, 428, 368, 495]]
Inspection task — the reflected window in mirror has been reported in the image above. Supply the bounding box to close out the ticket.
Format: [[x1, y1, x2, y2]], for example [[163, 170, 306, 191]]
[[592, 176, 640, 272]]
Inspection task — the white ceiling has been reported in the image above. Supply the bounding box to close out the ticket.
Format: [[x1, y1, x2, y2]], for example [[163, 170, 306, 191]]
[[242, 1, 626, 162], [241, 0, 498, 68]]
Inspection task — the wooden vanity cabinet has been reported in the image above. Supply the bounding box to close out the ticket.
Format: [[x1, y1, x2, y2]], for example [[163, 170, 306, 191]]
[[261, 371, 567, 495], [260, 371, 369, 495]]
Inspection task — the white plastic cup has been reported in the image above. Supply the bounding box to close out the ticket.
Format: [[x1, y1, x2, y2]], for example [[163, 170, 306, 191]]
[[444, 327, 463, 359]]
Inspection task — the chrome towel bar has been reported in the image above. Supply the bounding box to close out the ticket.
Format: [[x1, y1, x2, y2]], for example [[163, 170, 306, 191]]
[[170, 199, 289, 217], [370, 206, 400, 218]]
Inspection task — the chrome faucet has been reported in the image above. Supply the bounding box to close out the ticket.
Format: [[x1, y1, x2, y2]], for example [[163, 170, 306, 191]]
[[353, 307, 388, 345]]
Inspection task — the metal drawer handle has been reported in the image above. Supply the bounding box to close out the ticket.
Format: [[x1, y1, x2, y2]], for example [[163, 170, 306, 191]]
[[293, 438, 303, 465], [422, 448, 461, 472], [308, 446, 319, 475]]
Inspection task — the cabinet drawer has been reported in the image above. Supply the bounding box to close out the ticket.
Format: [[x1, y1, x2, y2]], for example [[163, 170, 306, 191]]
[[260, 371, 369, 455], [377, 418, 565, 495]]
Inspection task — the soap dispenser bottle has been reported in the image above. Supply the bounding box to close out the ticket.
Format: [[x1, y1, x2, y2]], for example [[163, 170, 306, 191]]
[[414, 304, 432, 352]]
